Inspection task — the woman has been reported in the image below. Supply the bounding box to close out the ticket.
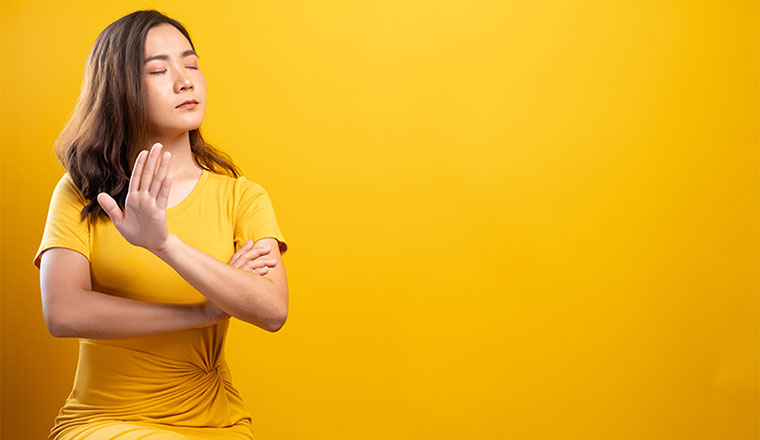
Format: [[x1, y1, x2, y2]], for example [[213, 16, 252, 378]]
[[33, 9, 289, 439]]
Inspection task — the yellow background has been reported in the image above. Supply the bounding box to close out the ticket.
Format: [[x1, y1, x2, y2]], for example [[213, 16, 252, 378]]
[[2, 1, 758, 439]]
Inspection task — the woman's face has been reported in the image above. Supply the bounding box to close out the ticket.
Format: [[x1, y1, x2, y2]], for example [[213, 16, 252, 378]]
[[142, 23, 206, 138]]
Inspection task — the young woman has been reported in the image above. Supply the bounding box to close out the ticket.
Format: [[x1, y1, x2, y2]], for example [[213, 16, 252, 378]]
[[33, 9, 289, 439]]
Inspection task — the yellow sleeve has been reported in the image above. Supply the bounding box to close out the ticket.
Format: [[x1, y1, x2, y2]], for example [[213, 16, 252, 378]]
[[234, 177, 288, 256], [33, 173, 91, 270]]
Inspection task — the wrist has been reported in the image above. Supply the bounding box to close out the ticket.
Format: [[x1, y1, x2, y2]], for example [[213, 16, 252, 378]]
[[196, 301, 212, 325], [153, 233, 179, 259], [190, 302, 215, 328]]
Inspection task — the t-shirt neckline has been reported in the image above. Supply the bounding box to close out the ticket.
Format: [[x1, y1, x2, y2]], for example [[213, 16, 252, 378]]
[[166, 168, 208, 217]]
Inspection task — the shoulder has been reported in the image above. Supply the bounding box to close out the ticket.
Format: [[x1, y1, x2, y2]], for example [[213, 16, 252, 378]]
[[52, 172, 87, 204], [202, 172, 271, 216], [59, 172, 78, 190], [211, 172, 268, 199], [206, 171, 265, 192], [235, 174, 266, 191], [236, 175, 268, 199]]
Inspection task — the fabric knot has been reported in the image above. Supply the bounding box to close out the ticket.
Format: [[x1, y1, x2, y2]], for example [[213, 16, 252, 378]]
[[200, 364, 220, 375]]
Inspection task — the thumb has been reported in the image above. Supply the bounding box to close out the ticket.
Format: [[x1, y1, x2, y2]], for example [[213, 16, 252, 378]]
[[97, 192, 124, 225]]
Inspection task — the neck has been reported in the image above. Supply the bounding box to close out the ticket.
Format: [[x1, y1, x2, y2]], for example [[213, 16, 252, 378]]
[[135, 131, 201, 179]]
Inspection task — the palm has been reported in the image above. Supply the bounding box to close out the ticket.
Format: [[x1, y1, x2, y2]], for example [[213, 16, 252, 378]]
[[97, 143, 174, 253], [119, 190, 170, 248]]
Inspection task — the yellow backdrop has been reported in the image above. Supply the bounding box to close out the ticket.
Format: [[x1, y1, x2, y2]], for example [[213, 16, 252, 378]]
[[2, 1, 758, 439]]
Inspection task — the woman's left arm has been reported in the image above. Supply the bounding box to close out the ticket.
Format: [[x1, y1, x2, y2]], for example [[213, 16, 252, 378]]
[[154, 234, 288, 332], [97, 144, 288, 332]]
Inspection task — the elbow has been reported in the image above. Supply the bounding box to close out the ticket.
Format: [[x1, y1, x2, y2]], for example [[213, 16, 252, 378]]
[[44, 311, 69, 338], [42, 297, 76, 338], [264, 285, 288, 332], [266, 306, 288, 333], [267, 313, 288, 333], [49, 325, 67, 338], [41, 288, 72, 338]]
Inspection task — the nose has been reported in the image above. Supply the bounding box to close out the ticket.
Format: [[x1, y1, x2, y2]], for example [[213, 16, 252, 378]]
[[175, 74, 194, 93]]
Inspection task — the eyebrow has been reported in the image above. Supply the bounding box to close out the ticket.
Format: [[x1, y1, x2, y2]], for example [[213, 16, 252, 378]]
[[143, 49, 199, 64]]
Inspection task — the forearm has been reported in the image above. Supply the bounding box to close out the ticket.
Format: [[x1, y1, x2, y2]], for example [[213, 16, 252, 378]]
[[54, 287, 213, 339], [153, 233, 284, 331]]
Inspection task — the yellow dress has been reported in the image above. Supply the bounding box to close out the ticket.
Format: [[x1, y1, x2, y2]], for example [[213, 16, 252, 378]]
[[33, 168, 288, 440]]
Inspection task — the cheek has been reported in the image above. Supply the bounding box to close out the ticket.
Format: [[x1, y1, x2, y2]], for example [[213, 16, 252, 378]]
[[143, 82, 158, 104], [144, 85, 170, 112], [195, 73, 207, 89]]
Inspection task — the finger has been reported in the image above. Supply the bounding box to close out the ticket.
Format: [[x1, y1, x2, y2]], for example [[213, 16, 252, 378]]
[[141, 143, 162, 193], [229, 248, 247, 267], [150, 151, 171, 197], [130, 150, 148, 193], [238, 254, 274, 271], [243, 261, 268, 273], [156, 174, 172, 211], [240, 246, 270, 261], [229, 240, 254, 265], [245, 259, 267, 270], [242, 252, 273, 267], [249, 256, 276, 268], [140, 143, 163, 193], [97, 192, 124, 225], [232, 239, 253, 254], [245, 257, 277, 271]]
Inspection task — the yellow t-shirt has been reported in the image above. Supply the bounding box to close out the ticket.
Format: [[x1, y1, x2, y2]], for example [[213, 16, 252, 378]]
[[32, 168, 288, 439]]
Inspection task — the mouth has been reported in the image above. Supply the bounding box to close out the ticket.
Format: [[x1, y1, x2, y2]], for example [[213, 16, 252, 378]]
[[176, 99, 199, 108]]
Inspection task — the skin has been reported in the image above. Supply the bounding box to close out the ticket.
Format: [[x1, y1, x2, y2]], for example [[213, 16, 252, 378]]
[[39, 23, 287, 339], [94, 23, 287, 329], [138, 23, 206, 188]]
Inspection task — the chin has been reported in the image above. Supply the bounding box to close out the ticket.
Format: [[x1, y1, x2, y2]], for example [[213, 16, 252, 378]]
[[178, 119, 204, 132]]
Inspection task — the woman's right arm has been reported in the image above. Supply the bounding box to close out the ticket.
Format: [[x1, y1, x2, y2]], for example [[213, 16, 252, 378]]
[[38, 240, 275, 339], [39, 247, 220, 339]]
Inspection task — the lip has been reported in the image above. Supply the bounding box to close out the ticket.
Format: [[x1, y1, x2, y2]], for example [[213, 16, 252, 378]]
[[176, 99, 199, 108]]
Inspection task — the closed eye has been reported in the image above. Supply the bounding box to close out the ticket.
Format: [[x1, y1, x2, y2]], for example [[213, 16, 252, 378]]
[[149, 67, 199, 75]]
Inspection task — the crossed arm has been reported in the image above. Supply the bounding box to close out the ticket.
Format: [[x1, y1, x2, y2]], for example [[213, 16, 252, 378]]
[[94, 142, 289, 333], [154, 235, 289, 332], [39, 236, 287, 339]]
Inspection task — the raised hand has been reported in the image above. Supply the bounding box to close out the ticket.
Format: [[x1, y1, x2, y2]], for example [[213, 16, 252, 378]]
[[97, 142, 173, 253]]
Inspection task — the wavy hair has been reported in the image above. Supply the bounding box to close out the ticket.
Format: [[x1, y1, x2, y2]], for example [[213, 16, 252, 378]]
[[54, 9, 241, 224]]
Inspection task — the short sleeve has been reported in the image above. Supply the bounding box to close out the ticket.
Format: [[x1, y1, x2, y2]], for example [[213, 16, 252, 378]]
[[234, 177, 288, 256], [33, 173, 91, 270]]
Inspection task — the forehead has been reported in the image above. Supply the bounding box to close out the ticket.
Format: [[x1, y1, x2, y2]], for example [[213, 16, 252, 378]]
[[144, 24, 192, 56]]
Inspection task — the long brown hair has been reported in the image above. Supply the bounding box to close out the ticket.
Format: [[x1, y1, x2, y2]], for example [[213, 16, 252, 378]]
[[54, 9, 240, 224]]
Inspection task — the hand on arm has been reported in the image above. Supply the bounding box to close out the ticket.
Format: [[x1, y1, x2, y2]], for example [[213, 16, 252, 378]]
[[155, 234, 287, 332], [200, 239, 282, 323], [97, 142, 288, 332], [40, 243, 274, 339]]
